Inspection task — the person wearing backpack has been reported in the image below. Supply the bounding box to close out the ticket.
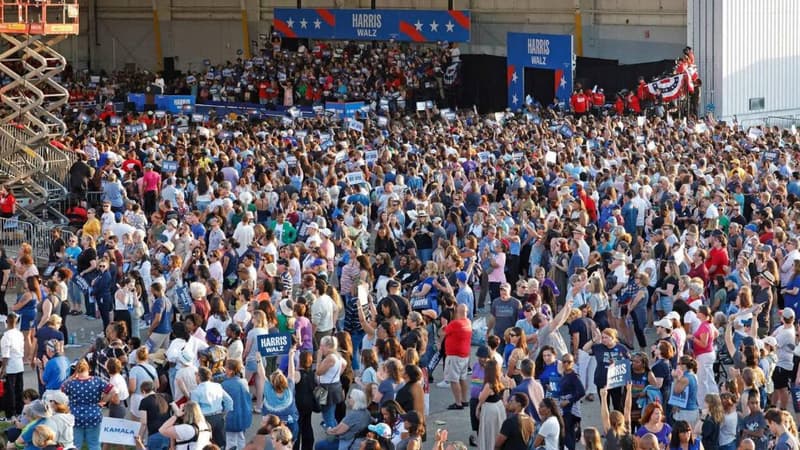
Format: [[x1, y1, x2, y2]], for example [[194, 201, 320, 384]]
[[494, 392, 536, 450], [158, 401, 212, 450]]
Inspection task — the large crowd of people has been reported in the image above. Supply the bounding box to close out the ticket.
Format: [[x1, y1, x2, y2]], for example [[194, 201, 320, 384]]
[[0, 39, 799, 450]]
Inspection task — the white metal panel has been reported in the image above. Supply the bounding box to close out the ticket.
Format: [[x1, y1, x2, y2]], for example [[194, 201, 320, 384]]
[[724, 0, 800, 120]]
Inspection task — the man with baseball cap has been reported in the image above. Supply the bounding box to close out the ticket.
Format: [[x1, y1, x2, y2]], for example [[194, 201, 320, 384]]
[[487, 282, 522, 338]]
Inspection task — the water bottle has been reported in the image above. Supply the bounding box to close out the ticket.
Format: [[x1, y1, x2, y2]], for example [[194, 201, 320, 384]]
[[69, 332, 76, 345]]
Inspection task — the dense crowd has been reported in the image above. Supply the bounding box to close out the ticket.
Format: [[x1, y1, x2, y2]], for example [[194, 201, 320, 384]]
[[0, 40, 799, 450], [63, 39, 460, 112]]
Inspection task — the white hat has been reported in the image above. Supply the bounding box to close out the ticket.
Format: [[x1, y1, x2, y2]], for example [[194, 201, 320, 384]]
[[162, 241, 175, 252], [320, 228, 332, 237], [654, 318, 673, 330], [762, 336, 777, 348], [665, 311, 681, 322], [279, 299, 294, 317], [308, 222, 319, 229]]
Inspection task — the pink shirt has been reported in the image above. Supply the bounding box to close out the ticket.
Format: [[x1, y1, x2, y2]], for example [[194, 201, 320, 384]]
[[142, 171, 161, 192], [693, 321, 715, 356], [488, 252, 507, 283]]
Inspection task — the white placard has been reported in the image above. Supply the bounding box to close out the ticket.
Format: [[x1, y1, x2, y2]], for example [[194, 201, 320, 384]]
[[99, 417, 141, 446], [348, 120, 364, 133], [694, 123, 708, 134], [281, 117, 293, 127], [287, 156, 297, 166], [288, 107, 301, 118], [545, 150, 558, 164], [335, 151, 348, 162], [377, 116, 388, 128], [637, 116, 646, 127], [647, 141, 657, 151], [477, 151, 490, 163], [346, 171, 365, 185], [295, 131, 307, 139], [512, 152, 524, 161], [380, 98, 389, 109], [358, 282, 369, 307], [365, 150, 378, 163], [416, 101, 426, 112]]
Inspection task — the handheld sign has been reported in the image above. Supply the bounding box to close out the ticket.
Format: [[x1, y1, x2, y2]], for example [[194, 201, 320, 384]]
[[364, 150, 378, 165], [257, 332, 293, 357], [358, 282, 370, 307], [161, 160, 178, 172], [606, 359, 631, 389], [348, 120, 364, 133], [377, 116, 388, 128], [416, 101, 426, 112], [346, 171, 365, 185], [99, 417, 142, 446]]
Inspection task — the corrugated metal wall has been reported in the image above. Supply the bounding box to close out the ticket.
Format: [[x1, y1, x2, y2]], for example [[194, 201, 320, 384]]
[[689, 0, 800, 121]]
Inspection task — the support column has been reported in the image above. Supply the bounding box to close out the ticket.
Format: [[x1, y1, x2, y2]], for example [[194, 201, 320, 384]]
[[574, 0, 583, 57], [152, 0, 163, 71]]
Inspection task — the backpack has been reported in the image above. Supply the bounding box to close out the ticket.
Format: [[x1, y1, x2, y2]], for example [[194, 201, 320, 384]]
[[175, 423, 211, 450]]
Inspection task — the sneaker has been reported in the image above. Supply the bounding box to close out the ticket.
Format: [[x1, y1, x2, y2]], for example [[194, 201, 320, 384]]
[[436, 380, 450, 388], [446, 403, 463, 410]]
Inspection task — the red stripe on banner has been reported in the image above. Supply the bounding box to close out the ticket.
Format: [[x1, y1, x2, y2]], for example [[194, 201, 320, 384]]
[[447, 10, 470, 29], [399, 21, 426, 42], [316, 9, 336, 27], [554, 69, 563, 93], [273, 20, 297, 38], [507, 65, 516, 84]]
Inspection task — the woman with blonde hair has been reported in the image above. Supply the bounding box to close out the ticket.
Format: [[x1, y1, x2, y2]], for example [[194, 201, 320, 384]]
[[476, 359, 511, 450], [261, 345, 299, 437], [158, 401, 211, 450], [600, 385, 634, 450], [695, 394, 724, 450], [13, 275, 40, 362], [586, 273, 610, 330]]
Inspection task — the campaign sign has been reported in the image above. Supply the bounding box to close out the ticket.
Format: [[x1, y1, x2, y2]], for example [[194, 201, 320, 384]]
[[506, 32, 573, 110], [109, 116, 122, 126], [348, 119, 364, 133], [347, 171, 365, 185], [325, 101, 365, 119], [273, 8, 470, 43], [257, 332, 292, 357], [161, 160, 178, 172], [99, 417, 141, 446], [606, 359, 631, 389]]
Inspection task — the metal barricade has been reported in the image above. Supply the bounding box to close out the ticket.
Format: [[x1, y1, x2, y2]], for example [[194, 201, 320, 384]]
[[0, 215, 34, 259]]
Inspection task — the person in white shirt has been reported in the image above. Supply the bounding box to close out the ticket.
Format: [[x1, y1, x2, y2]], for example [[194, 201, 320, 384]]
[[1, 312, 26, 419], [778, 238, 800, 287], [533, 398, 563, 450], [310, 278, 335, 348], [232, 212, 255, 256]]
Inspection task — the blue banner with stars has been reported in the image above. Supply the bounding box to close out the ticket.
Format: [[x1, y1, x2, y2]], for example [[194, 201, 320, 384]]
[[273, 8, 470, 43], [506, 32, 574, 110]]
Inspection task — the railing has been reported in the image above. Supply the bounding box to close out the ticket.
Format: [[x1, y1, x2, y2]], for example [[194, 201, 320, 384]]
[[0, 216, 75, 266]]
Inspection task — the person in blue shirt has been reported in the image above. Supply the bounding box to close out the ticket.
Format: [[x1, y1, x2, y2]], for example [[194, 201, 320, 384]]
[[621, 191, 639, 236], [559, 355, 585, 450], [40, 340, 69, 392], [146, 283, 172, 351], [191, 367, 234, 449], [221, 359, 253, 450], [15, 400, 53, 450]]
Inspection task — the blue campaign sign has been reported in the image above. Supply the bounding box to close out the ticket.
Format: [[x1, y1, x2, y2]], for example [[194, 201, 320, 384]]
[[161, 160, 178, 172], [507, 33, 574, 110], [273, 8, 470, 43], [606, 359, 632, 389], [325, 101, 365, 119], [126, 94, 195, 114], [155, 95, 195, 114], [257, 332, 293, 357]]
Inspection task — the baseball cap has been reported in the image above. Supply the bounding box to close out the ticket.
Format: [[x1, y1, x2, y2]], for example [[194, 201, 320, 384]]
[[783, 308, 796, 320], [476, 345, 490, 358], [367, 423, 392, 438], [762, 336, 778, 348], [654, 318, 673, 330], [455, 271, 468, 283], [745, 223, 758, 232]]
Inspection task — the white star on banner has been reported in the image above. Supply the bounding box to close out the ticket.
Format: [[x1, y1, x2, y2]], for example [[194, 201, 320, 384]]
[[414, 20, 423, 31], [300, 19, 307, 29], [512, 94, 519, 104], [445, 21, 454, 32], [314, 19, 321, 29], [560, 77, 567, 88], [430, 20, 439, 32], [286, 18, 294, 28], [512, 72, 518, 83]]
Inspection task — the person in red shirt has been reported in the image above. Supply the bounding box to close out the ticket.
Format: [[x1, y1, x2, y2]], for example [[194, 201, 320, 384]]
[[705, 233, 730, 278], [121, 150, 142, 173], [0, 186, 15, 218], [591, 89, 605, 117], [626, 91, 641, 114], [442, 303, 472, 410], [570, 90, 588, 116], [614, 94, 625, 116]]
